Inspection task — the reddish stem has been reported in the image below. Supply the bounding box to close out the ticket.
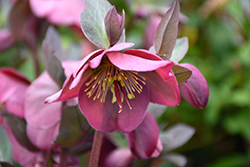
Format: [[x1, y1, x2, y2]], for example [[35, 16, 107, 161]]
[[89, 130, 104, 167]]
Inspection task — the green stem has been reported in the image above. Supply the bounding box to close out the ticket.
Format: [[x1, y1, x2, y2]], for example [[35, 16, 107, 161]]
[[89, 130, 104, 167]]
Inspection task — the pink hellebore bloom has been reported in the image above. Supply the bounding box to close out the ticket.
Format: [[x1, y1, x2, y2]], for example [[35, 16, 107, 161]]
[[46, 43, 181, 133], [178, 63, 209, 108], [104, 112, 162, 166], [126, 112, 163, 159], [25, 72, 62, 151], [29, 0, 86, 27]]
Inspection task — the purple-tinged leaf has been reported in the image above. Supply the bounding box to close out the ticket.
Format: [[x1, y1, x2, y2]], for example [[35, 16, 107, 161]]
[[170, 37, 189, 62], [8, 0, 30, 39], [1, 111, 39, 152], [172, 64, 192, 84], [160, 123, 195, 151], [153, 0, 180, 59], [53, 106, 88, 148], [80, 0, 112, 49], [42, 27, 66, 86], [105, 6, 125, 46]]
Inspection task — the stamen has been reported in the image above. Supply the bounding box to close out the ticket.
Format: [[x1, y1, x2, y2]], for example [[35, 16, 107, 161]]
[[84, 60, 146, 111]]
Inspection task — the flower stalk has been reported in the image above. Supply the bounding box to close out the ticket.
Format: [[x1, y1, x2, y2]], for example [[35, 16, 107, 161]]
[[89, 130, 104, 167]]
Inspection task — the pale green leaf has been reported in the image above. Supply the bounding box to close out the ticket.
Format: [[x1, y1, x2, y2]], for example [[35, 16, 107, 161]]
[[170, 37, 189, 63], [80, 0, 112, 49]]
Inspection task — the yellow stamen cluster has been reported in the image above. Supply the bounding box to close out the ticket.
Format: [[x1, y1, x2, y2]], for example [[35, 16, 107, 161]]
[[84, 62, 146, 106]]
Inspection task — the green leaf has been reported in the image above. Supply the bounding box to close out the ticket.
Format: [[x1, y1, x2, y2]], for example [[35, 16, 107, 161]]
[[170, 37, 189, 63], [54, 106, 89, 148], [0, 126, 12, 162], [153, 0, 180, 59], [1, 111, 39, 152], [80, 0, 112, 49], [42, 27, 66, 87], [172, 64, 192, 84]]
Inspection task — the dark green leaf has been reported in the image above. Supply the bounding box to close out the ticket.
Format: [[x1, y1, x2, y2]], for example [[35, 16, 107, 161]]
[[54, 106, 89, 148]]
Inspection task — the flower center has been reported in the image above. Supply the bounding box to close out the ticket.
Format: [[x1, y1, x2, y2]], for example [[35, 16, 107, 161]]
[[84, 60, 146, 113]]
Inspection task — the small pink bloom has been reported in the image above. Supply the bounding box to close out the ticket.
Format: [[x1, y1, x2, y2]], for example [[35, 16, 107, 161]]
[[46, 43, 180, 133], [126, 112, 163, 159], [25, 72, 62, 151], [29, 0, 86, 27], [179, 63, 209, 108]]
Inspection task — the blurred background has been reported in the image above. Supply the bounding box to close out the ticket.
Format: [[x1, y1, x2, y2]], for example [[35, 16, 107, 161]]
[[1, 0, 250, 166]]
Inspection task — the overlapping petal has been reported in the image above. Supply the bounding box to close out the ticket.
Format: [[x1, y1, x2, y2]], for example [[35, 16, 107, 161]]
[[142, 71, 180, 106], [107, 51, 173, 72]]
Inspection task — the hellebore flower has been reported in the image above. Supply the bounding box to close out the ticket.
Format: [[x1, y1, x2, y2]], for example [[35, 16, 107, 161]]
[[126, 112, 163, 159], [102, 112, 162, 167], [45, 43, 181, 133]]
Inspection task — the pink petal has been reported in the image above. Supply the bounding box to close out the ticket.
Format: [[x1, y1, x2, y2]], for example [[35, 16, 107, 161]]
[[142, 71, 181, 106], [107, 52, 173, 72], [73, 49, 104, 77], [123, 49, 162, 60], [89, 43, 134, 69], [26, 123, 60, 152], [107, 42, 134, 52], [0, 29, 16, 51], [0, 68, 30, 118], [179, 63, 209, 108], [45, 68, 92, 103], [127, 112, 162, 159], [104, 148, 133, 167], [61, 60, 82, 77], [25, 72, 62, 128], [78, 80, 149, 133]]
